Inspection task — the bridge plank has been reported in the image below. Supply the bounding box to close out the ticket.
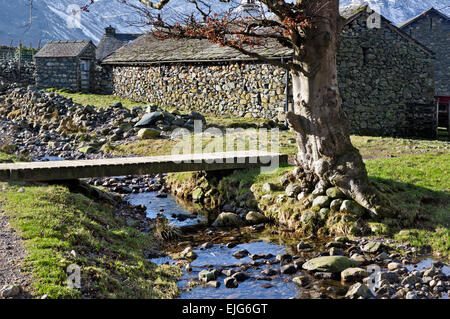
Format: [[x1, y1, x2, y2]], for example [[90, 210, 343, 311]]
[[0, 151, 288, 182]]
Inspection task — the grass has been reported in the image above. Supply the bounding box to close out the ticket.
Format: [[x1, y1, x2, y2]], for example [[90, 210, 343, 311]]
[[365, 152, 449, 193], [45, 89, 144, 110], [0, 184, 181, 299], [366, 153, 449, 259], [0, 151, 18, 163], [107, 130, 449, 163]]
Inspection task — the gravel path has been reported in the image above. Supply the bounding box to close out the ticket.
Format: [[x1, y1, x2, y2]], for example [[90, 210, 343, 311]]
[[0, 210, 33, 298]]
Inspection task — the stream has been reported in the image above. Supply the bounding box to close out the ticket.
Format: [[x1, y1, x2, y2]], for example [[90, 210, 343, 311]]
[[126, 191, 450, 299], [27, 154, 448, 300]]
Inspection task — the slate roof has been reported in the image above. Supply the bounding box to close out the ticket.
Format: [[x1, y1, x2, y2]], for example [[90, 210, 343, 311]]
[[96, 33, 140, 61], [102, 34, 292, 64], [398, 7, 450, 29], [35, 40, 95, 58], [102, 5, 433, 65]]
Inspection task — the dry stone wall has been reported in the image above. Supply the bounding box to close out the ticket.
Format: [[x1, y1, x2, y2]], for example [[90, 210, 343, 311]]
[[0, 61, 35, 88], [112, 62, 288, 121]]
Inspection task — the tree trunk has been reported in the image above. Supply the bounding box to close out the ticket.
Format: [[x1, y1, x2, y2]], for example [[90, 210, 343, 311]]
[[287, 0, 388, 218]]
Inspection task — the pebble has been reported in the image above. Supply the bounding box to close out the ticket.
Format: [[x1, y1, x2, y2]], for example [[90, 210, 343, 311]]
[[232, 272, 250, 282], [224, 277, 238, 288], [232, 249, 249, 259], [280, 264, 297, 275], [0, 285, 21, 298]]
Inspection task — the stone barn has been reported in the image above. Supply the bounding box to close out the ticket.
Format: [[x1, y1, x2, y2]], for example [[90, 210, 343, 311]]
[[96, 26, 140, 62], [102, 5, 437, 139], [399, 8, 450, 131], [35, 40, 96, 92]]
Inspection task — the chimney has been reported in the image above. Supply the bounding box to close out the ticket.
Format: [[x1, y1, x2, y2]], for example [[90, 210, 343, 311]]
[[105, 25, 116, 36]]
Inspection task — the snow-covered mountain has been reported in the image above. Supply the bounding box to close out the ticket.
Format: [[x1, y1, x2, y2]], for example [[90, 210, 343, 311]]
[[0, 0, 448, 48], [0, 0, 153, 47], [340, 0, 450, 25]]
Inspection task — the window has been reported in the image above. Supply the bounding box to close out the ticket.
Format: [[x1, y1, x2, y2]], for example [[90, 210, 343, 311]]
[[80, 60, 91, 71]]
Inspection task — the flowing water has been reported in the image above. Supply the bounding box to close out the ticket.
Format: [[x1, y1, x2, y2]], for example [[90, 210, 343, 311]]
[[126, 191, 449, 299], [126, 192, 353, 299]]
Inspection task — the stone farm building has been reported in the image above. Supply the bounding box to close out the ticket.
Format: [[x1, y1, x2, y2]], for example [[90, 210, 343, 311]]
[[96, 26, 140, 62], [101, 6, 437, 139], [34, 40, 96, 92], [399, 8, 450, 130]]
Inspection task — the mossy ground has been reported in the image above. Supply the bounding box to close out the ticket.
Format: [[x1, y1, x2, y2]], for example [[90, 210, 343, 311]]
[[0, 182, 181, 299]]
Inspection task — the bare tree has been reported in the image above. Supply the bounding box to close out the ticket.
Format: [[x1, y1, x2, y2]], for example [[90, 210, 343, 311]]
[[84, 0, 392, 218]]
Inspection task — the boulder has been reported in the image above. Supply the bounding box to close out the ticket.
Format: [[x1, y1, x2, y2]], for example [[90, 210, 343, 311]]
[[387, 262, 402, 271], [110, 102, 123, 108], [293, 276, 310, 287], [285, 184, 302, 197], [345, 283, 375, 299], [0, 285, 20, 298], [262, 182, 277, 193], [199, 270, 216, 283], [302, 256, 360, 273], [312, 196, 331, 208], [300, 210, 315, 225], [362, 241, 382, 253], [377, 271, 400, 284], [137, 128, 160, 140], [178, 247, 197, 261], [340, 200, 365, 217], [318, 208, 330, 221], [330, 199, 343, 211], [401, 275, 421, 286], [245, 211, 268, 224], [341, 267, 368, 282], [232, 249, 249, 259], [405, 291, 419, 299], [281, 264, 298, 275], [232, 272, 250, 282], [162, 111, 176, 122], [134, 112, 163, 127], [326, 187, 345, 199], [201, 242, 213, 249], [276, 253, 293, 263], [224, 277, 238, 288], [206, 281, 220, 288], [212, 212, 243, 227]]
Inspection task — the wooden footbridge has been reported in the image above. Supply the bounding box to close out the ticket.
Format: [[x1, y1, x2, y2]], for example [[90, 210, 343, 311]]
[[0, 151, 288, 182]]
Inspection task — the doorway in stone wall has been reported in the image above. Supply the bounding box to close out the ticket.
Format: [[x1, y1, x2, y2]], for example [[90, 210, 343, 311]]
[[80, 59, 91, 92]]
